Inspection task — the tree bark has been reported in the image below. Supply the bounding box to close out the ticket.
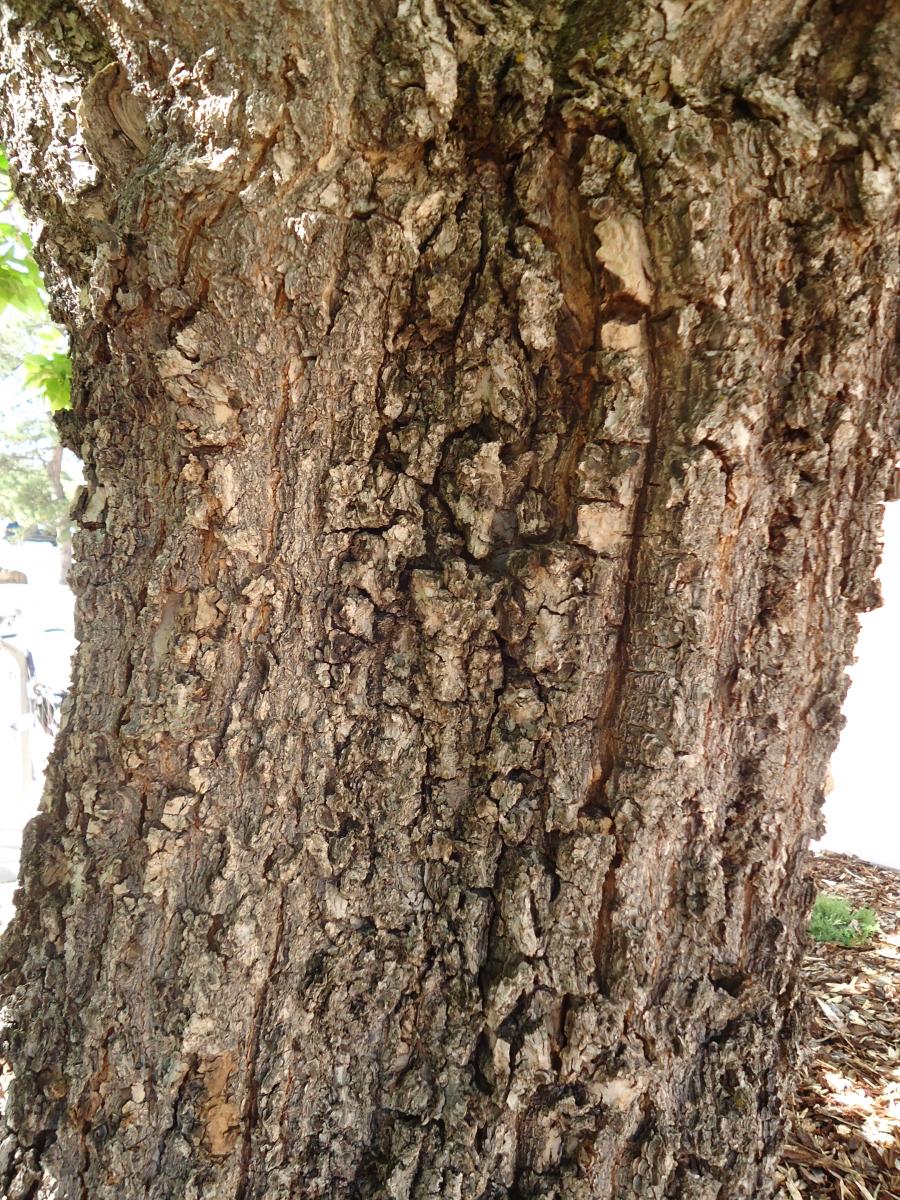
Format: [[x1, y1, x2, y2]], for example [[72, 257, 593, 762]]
[[1, 2, 898, 1197]]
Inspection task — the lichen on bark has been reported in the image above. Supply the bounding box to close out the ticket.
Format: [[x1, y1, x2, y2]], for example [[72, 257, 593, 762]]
[[0, 1, 898, 1198]]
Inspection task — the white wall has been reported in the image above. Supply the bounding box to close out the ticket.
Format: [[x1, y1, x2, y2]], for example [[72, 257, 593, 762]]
[[818, 501, 900, 869]]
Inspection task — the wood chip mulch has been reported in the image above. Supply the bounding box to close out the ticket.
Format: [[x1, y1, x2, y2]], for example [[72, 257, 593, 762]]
[[776, 850, 900, 1200]]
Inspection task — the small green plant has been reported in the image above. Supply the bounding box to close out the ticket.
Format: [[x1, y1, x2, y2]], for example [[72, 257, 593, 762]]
[[809, 893, 879, 948]]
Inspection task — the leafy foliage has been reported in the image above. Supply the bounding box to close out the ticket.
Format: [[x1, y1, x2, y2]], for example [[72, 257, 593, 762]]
[[0, 230, 45, 318], [809, 893, 880, 948], [0, 145, 78, 547], [23, 350, 71, 412], [0, 145, 71, 412]]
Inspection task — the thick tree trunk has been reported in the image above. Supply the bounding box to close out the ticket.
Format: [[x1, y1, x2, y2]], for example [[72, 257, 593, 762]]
[[1, 2, 898, 1197]]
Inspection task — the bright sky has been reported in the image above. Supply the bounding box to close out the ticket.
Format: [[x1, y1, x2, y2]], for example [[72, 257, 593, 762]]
[[818, 501, 900, 869]]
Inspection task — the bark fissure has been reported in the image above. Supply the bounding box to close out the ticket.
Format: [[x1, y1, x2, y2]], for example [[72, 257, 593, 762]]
[[235, 890, 286, 1200]]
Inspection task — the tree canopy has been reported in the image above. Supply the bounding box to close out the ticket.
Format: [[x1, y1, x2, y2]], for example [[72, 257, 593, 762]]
[[0, 146, 71, 412], [0, 145, 76, 544]]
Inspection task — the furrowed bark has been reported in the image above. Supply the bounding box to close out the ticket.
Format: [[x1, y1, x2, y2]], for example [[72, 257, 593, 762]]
[[1, 2, 898, 1197]]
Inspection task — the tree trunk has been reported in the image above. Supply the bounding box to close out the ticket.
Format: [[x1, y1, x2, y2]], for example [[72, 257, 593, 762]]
[[1, 3, 898, 1197]]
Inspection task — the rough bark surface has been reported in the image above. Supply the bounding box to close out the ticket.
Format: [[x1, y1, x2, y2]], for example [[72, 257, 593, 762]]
[[1, 2, 898, 1198]]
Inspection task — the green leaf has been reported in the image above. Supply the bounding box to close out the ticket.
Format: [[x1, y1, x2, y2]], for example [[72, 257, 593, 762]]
[[22, 350, 72, 411], [0, 257, 45, 315], [0, 141, 72, 416], [0, 225, 45, 316]]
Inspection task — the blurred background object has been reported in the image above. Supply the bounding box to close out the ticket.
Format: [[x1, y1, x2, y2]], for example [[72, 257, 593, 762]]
[[817, 501, 900, 870]]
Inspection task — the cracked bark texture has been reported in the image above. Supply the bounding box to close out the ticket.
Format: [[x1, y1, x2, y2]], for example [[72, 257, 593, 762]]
[[1, 1, 898, 1197]]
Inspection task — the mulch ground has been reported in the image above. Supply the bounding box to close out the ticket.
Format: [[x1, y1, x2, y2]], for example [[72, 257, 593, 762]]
[[776, 850, 900, 1200]]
